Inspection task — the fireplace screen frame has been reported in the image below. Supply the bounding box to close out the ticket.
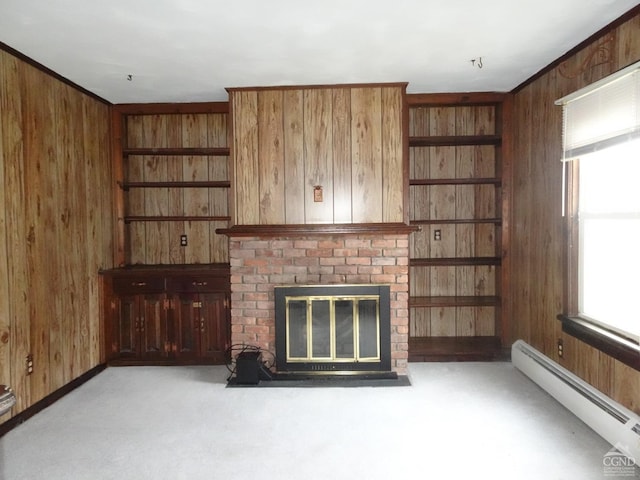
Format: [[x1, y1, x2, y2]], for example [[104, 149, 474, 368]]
[[274, 284, 391, 373]]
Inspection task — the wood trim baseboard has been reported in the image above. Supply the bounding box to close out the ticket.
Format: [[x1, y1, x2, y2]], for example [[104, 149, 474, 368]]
[[0, 364, 107, 438], [558, 315, 640, 371]]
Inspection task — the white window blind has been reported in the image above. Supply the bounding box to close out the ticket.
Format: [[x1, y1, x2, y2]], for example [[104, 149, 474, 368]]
[[556, 61, 640, 161]]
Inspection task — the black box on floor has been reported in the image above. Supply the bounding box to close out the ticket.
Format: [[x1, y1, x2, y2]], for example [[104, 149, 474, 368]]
[[235, 351, 262, 384]]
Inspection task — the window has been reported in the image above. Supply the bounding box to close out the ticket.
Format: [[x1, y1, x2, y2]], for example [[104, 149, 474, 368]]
[[557, 61, 640, 355]]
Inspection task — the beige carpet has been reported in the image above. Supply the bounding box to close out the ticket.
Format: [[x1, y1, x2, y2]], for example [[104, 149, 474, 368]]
[[0, 362, 625, 480]]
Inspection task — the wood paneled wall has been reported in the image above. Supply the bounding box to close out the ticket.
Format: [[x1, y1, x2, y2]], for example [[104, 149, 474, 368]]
[[228, 83, 406, 225], [511, 12, 640, 413], [123, 113, 229, 264], [0, 49, 113, 423]]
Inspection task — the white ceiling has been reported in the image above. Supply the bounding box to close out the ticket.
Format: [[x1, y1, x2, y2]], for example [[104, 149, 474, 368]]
[[0, 0, 638, 104]]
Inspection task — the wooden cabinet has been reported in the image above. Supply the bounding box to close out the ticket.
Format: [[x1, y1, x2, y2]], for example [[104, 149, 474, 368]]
[[102, 266, 230, 365], [406, 93, 511, 361]]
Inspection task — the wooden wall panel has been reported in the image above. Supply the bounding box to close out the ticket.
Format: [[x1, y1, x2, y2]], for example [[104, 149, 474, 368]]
[[229, 83, 405, 227], [283, 90, 305, 223], [233, 92, 260, 225], [182, 114, 210, 263], [304, 89, 334, 223], [332, 88, 352, 223], [0, 52, 30, 414], [511, 11, 640, 413], [208, 114, 230, 263], [351, 87, 383, 223], [143, 115, 169, 264], [258, 91, 286, 224], [0, 49, 114, 425], [167, 116, 185, 264]]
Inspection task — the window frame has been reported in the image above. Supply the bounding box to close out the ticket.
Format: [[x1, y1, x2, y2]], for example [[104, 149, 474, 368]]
[[558, 140, 640, 371]]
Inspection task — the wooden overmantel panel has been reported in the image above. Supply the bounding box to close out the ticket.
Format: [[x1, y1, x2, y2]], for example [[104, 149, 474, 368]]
[[227, 82, 407, 226]]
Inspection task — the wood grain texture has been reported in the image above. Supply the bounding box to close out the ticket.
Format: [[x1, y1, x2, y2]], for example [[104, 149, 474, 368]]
[[0, 50, 114, 425], [233, 91, 260, 225], [304, 88, 334, 223], [351, 87, 382, 223], [283, 90, 305, 223], [229, 84, 404, 227], [381, 86, 404, 223], [511, 12, 640, 413], [258, 90, 285, 223], [332, 88, 352, 223]]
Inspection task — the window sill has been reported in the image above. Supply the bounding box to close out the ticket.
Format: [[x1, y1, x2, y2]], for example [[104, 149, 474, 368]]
[[557, 314, 640, 371]]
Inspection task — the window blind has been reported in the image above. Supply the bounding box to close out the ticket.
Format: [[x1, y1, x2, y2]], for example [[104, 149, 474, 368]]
[[556, 61, 640, 161]]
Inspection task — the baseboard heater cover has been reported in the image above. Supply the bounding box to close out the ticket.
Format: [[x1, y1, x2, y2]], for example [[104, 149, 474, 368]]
[[512, 340, 640, 461]]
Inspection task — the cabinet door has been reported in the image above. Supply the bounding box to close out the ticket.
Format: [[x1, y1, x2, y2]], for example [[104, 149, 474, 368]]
[[139, 293, 169, 359], [115, 294, 139, 358], [173, 292, 200, 360], [199, 293, 230, 362]]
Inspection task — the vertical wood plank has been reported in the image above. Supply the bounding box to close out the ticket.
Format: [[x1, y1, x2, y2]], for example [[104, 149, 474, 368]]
[[455, 107, 476, 336], [258, 90, 285, 224], [23, 65, 57, 404], [166, 115, 185, 264], [144, 115, 169, 264], [1, 52, 30, 413], [381, 86, 404, 223], [208, 113, 229, 263], [182, 114, 210, 263], [351, 87, 382, 222], [304, 88, 333, 223], [429, 107, 456, 336], [232, 91, 260, 225], [332, 88, 352, 223], [283, 90, 305, 224]]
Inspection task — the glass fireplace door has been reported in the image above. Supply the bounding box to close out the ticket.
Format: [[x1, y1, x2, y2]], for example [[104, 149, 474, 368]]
[[285, 296, 380, 363]]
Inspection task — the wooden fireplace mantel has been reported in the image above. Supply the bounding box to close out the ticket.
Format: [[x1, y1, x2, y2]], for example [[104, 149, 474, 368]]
[[216, 223, 419, 237]]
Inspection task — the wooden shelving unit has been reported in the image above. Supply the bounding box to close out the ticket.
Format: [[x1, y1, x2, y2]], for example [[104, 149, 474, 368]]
[[407, 92, 511, 361], [111, 102, 232, 266]]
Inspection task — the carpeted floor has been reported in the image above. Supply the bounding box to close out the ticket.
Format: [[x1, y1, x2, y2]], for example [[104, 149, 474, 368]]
[[0, 363, 628, 480]]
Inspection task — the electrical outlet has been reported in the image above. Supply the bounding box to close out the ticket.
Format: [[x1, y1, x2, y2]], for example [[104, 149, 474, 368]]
[[434, 229, 442, 241], [180, 235, 188, 247], [557, 338, 564, 358], [26, 353, 33, 375]]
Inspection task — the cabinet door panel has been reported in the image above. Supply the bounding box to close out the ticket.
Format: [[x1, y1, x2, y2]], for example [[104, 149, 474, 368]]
[[174, 293, 199, 359], [117, 295, 138, 356], [200, 293, 229, 361], [140, 294, 168, 358]]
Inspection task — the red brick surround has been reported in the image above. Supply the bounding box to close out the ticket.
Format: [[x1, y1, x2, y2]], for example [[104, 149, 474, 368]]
[[229, 234, 410, 374]]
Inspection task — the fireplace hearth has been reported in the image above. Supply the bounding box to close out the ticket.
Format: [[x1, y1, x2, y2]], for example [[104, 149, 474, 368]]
[[274, 284, 392, 374]]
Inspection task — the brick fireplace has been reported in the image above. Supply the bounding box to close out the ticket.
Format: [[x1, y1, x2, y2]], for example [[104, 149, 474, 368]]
[[228, 231, 410, 375]]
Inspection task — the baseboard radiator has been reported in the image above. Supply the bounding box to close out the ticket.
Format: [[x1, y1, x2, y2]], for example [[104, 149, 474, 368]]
[[512, 340, 640, 460]]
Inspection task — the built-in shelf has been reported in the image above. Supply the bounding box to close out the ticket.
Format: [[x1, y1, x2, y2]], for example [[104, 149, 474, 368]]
[[408, 335, 504, 362], [124, 215, 231, 224], [409, 177, 501, 186], [118, 181, 231, 190], [410, 218, 502, 226], [410, 296, 500, 308], [410, 257, 501, 267], [409, 135, 501, 147], [122, 147, 230, 156]]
